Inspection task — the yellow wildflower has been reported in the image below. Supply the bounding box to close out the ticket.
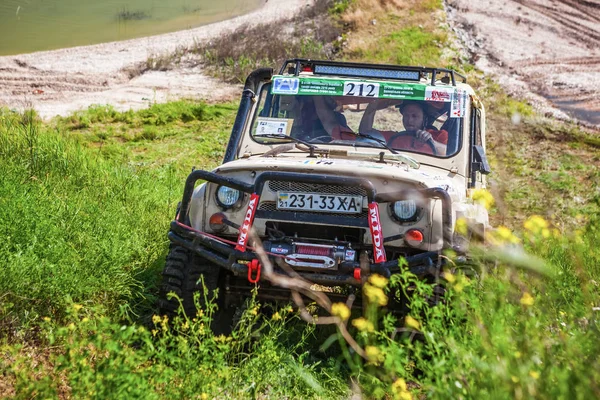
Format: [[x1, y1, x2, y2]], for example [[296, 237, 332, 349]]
[[152, 315, 161, 325], [200, 393, 209, 400], [496, 226, 520, 244], [81, 317, 89, 323], [486, 226, 520, 246], [471, 188, 495, 210], [529, 371, 540, 380], [541, 228, 550, 238], [250, 307, 259, 316], [42, 317, 51, 322], [520, 292, 534, 306], [364, 283, 388, 306], [365, 346, 384, 364], [272, 312, 282, 321], [511, 376, 519, 383], [523, 215, 549, 235], [443, 271, 456, 283], [331, 303, 351, 321], [161, 315, 169, 331], [368, 274, 389, 289], [352, 317, 375, 332], [215, 335, 227, 343], [392, 378, 412, 400], [455, 217, 468, 236], [405, 315, 420, 330], [72, 304, 83, 312], [514, 351, 522, 358], [552, 228, 561, 238], [68, 323, 76, 330]]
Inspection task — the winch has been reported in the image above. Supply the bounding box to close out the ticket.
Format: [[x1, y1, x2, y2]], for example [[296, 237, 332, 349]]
[[263, 240, 357, 271]]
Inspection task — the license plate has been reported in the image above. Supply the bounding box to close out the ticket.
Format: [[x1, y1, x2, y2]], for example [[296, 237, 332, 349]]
[[277, 192, 363, 214]]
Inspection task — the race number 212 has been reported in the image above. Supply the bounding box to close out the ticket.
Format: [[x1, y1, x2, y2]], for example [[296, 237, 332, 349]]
[[343, 82, 380, 97]]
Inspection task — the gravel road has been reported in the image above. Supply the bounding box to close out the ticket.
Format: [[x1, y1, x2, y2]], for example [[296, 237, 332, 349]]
[[446, 0, 600, 128]]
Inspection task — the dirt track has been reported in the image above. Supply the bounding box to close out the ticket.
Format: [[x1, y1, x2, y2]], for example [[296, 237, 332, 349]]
[[0, 0, 310, 119], [446, 0, 600, 127], [1, 0, 598, 126]]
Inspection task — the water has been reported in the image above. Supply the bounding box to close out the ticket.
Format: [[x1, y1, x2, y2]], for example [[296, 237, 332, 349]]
[[546, 96, 600, 127], [0, 0, 263, 56]]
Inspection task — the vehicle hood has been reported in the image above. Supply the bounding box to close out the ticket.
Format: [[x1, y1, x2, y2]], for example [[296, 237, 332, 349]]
[[214, 155, 467, 201]]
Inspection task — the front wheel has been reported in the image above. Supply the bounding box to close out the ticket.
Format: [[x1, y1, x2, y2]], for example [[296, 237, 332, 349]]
[[158, 245, 234, 333]]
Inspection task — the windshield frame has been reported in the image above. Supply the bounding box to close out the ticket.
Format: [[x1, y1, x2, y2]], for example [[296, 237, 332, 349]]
[[247, 77, 467, 159]]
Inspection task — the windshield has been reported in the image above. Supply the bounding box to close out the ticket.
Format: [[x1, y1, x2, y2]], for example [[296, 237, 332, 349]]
[[250, 81, 466, 157]]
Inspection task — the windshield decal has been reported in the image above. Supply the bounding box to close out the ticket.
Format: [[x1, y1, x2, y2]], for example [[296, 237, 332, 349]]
[[450, 88, 468, 118], [255, 117, 293, 136], [271, 75, 446, 102], [272, 77, 299, 94], [425, 87, 453, 102]]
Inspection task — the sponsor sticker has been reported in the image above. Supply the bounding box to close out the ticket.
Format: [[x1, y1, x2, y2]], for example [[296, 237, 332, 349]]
[[302, 159, 335, 165], [425, 87, 453, 102], [451, 88, 468, 118], [272, 77, 299, 94], [368, 202, 387, 263], [235, 193, 260, 252], [270, 76, 428, 102]]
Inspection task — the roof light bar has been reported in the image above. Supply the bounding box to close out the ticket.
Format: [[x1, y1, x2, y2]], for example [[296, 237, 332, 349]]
[[313, 65, 421, 81]]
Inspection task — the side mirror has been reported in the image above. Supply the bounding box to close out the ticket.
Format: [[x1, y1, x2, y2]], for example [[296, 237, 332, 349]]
[[472, 145, 491, 174]]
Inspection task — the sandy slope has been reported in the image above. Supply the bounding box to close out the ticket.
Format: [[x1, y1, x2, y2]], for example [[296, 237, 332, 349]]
[[0, 0, 311, 119], [446, 0, 600, 128]]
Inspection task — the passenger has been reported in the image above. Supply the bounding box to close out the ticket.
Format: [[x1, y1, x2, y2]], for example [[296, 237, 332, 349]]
[[312, 96, 355, 140], [282, 96, 328, 141], [359, 99, 448, 155]]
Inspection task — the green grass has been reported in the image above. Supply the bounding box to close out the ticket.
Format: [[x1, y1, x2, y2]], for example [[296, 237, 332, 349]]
[[54, 101, 238, 172], [357, 26, 446, 67], [0, 102, 237, 339], [2, 100, 600, 399]]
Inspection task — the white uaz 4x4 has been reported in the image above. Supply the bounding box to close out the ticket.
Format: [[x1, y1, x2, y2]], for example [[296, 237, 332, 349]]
[[159, 59, 491, 328]]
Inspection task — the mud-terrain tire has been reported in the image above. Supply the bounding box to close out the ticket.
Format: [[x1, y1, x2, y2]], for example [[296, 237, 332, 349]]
[[158, 245, 234, 333]]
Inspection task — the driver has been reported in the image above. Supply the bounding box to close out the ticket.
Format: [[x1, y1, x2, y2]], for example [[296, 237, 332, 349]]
[[359, 99, 447, 155]]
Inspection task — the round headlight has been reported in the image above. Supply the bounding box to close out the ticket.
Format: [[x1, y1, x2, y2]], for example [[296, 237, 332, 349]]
[[216, 186, 241, 208], [392, 200, 418, 221]]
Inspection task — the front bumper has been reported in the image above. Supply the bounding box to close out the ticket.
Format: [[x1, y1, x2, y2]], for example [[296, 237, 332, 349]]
[[170, 169, 453, 286]]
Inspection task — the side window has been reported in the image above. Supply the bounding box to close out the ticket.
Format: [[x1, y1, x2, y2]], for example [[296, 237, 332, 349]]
[[256, 84, 274, 118], [473, 108, 482, 147]]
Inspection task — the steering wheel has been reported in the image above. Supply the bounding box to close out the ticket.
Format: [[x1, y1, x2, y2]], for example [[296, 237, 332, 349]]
[[387, 131, 437, 156]]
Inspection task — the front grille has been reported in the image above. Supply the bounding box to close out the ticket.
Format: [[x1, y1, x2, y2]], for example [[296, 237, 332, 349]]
[[258, 201, 369, 219], [267, 181, 368, 196]]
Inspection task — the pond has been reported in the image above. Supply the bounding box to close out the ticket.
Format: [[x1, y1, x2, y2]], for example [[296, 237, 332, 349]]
[[0, 0, 263, 56]]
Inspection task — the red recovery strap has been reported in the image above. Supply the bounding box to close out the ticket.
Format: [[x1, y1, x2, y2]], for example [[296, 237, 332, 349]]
[[235, 193, 260, 252], [368, 202, 387, 263]]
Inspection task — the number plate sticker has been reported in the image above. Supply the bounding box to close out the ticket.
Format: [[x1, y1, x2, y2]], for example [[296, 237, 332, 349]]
[[343, 81, 380, 98], [277, 192, 363, 214]]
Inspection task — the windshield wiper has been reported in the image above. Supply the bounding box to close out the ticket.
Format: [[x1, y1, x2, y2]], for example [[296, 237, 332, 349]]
[[258, 133, 317, 149], [347, 132, 398, 154], [258, 134, 322, 157]]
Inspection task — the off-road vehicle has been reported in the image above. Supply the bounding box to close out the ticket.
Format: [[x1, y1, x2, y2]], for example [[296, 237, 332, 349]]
[[159, 59, 491, 324]]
